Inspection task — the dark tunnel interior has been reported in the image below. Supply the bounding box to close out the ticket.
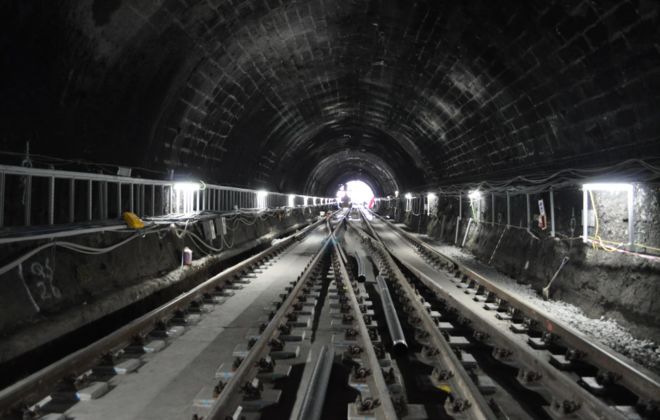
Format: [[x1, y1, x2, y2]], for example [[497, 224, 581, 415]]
[[2, 0, 659, 195], [2, 2, 660, 419]]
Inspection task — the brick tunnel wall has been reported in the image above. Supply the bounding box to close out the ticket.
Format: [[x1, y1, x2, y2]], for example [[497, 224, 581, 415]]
[[2, 1, 660, 196]]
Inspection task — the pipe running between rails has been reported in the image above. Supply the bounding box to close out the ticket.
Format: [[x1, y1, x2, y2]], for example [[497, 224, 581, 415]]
[[353, 209, 497, 420], [374, 275, 407, 351], [371, 211, 660, 406], [331, 238, 399, 420], [0, 215, 330, 417], [353, 251, 367, 283], [208, 213, 340, 418]]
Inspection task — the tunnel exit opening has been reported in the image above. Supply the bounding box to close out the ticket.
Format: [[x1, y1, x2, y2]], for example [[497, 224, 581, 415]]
[[336, 180, 375, 208]]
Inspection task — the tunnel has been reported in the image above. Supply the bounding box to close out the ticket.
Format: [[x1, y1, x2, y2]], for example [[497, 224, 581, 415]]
[[1, 1, 659, 419]]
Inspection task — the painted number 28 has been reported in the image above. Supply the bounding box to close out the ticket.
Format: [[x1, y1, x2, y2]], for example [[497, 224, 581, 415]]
[[32, 258, 62, 300]]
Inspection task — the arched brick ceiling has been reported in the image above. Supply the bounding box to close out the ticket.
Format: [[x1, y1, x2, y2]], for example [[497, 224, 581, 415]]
[[2, 1, 659, 195]]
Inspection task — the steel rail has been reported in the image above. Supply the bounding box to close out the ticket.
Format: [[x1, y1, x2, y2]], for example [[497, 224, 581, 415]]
[[0, 216, 328, 417], [207, 214, 340, 418], [366, 214, 648, 419], [354, 212, 497, 420], [292, 345, 334, 420], [373, 212, 660, 405], [331, 239, 399, 420]]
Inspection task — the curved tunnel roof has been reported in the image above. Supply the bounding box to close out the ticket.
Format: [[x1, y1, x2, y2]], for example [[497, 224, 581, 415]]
[[2, 1, 659, 195]]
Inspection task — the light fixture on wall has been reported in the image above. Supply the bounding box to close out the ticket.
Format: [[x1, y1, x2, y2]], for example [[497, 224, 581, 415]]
[[404, 193, 413, 200], [173, 181, 202, 214], [427, 192, 437, 216], [468, 189, 481, 200], [582, 183, 633, 192], [257, 190, 268, 209], [582, 183, 634, 245]]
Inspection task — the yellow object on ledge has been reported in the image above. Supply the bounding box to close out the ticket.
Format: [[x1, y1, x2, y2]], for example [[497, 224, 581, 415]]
[[122, 212, 145, 229]]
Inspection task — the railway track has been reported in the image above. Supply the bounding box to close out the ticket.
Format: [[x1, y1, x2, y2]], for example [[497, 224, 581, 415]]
[[360, 209, 660, 420], [0, 214, 331, 420], [4, 206, 657, 420]]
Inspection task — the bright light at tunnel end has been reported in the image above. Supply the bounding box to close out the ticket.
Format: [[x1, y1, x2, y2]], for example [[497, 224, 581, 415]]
[[336, 180, 375, 206]]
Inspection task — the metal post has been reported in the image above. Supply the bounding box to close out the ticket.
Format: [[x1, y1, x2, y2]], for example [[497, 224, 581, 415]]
[[129, 183, 134, 213], [491, 193, 495, 225], [151, 185, 155, 216], [455, 192, 462, 244], [48, 176, 55, 225], [506, 191, 511, 227], [549, 188, 556, 238], [140, 184, 145, 216], [117, 183, 122, 217], [87, 179, 93, 221], [628, 186, 634, 249], [526, 193, 531, 230], [160, 185, 165, 215], [100, 181, 108, 220], [69, 179, 75, 223], [23, 175, 32, 226], [0, 173, 5, 228], [582, 187, 588, 243]]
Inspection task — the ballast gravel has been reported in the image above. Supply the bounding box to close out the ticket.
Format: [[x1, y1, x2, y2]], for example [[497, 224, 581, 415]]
[[418, 234, 660, 375]]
